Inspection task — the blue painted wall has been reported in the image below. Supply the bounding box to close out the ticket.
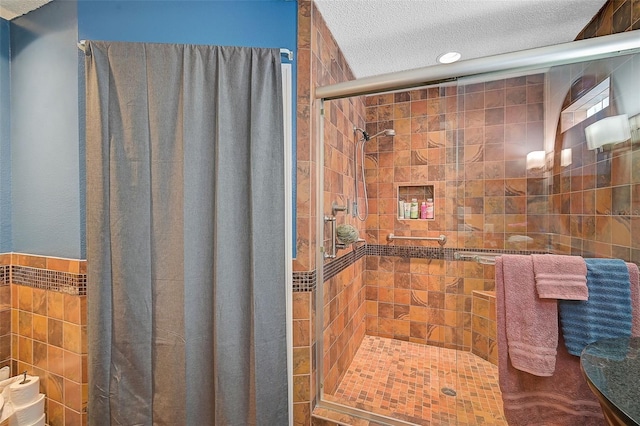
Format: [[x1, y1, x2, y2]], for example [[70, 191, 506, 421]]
[[11, 2, 81, 258], [78, 0, 297, 49], [7, 0, 297, 259], [0, 19, 11, 252]]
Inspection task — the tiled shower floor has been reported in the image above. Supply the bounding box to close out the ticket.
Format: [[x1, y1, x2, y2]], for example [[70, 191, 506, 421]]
[[324, 336, 506, 425]]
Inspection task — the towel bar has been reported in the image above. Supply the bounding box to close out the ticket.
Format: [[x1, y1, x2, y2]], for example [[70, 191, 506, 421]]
[[454, 251, 499, 265]]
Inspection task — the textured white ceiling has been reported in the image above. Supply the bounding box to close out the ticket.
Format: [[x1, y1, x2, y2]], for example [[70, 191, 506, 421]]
[[0, 0, 53, 20], [1, 0, 608, 81], [314, 0, 608, 78]]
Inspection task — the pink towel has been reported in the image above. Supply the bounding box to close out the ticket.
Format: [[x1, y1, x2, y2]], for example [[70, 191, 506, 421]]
[[502, 254, 558, 376], [628, 262, 640, 336], [496, 257, 605, 425], [532, 254, 588, 300]]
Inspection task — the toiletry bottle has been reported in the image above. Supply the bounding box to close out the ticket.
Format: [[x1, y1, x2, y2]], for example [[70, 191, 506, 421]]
[[398, 200, 405, 219], [420, 201, 427, 219], [404, 201, 411, 219], [426, 198, 434, 219], [410, 198, 419, 219]]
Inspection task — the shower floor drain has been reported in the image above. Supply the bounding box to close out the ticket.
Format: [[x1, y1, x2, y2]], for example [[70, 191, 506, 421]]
[[441, 387, 457, 397]]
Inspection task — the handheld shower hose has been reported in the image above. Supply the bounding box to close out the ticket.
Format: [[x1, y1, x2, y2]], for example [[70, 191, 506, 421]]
[[353, 128, 395, 221]]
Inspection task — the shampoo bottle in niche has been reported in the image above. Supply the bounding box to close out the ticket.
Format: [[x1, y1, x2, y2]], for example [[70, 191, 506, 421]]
[[410, 198, 419, 219], [404, 201, 411, 219], [420, 201, 427, 219], [398, 200, 405, 219], [426, 198, 434, 219]]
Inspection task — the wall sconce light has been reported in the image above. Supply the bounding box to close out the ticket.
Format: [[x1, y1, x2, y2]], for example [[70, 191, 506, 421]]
[[630, 113, 640, 144], [584, 114, 631, 150], [561, 148, 572, 167], [526, 150, 546, 170]]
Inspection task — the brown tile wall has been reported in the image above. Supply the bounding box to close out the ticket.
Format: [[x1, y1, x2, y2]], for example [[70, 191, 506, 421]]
[[314, 0, 367, 403], [548, 56, 640, 261], [471, 290, 497, 365], [293, 290, 315, 425], [3, 253, 87, 426], [321, 259, 366, 394], [364, 78, 547, 251], [363, 76, 545, 350], [575, 0, 640, 39], [365, 255, 496, 351], [551, 0, 640, 261], [361, 0, 640, 348], [294, 0, 317, 275], [300, 1, 638, 424], [294, 1, 366, 424], [293, 2, 318, 423]]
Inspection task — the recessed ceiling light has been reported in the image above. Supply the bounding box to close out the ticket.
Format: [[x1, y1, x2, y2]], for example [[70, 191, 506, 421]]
[[437, 51, 461, 64]]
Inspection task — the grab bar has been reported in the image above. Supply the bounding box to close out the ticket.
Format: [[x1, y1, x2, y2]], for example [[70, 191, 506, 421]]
[[454, 251, 500, 265], [324, 216, 337, 259], [324, 215, 350, 259], [386, 233, 447, 247]]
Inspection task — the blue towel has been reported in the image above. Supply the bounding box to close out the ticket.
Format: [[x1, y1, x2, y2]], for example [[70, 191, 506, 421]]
[[559, 258, 632, 356]]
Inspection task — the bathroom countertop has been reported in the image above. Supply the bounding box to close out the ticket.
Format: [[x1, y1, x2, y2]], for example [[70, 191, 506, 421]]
[[580, 337, 640, 425]]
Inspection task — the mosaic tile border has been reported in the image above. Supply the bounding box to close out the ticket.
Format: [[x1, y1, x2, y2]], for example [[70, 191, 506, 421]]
[[368, 244, 444, 259], [292, 245, 550, 292], [292, 270, 317, 292], [368, 245, 548, 261], [5, 247, 550, 296], [323, 244, 367, 282], [0, 265, 9, 286], [11, 265, 87, 296]]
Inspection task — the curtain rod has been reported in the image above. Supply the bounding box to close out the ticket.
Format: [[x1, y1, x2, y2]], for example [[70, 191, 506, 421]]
[[77, 40, 293, 60], [315, 30, 640, 100]]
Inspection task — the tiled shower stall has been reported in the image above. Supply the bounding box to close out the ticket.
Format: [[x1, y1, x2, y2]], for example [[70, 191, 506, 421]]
[[293, 1, 640, 424]]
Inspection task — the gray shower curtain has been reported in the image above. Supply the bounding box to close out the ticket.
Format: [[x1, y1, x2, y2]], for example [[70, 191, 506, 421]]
[[85, 41, 287, 425]]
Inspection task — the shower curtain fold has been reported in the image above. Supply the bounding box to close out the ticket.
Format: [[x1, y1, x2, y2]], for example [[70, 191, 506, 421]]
[[85, 41, 287, 425]]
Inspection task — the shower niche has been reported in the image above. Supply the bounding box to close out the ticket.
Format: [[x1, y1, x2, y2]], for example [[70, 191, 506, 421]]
[[397, 184, 435, 220]]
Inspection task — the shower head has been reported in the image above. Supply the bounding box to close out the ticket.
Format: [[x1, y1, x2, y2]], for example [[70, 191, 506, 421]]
[[378, 129, 396, 137], [354, 127, 396, 141]]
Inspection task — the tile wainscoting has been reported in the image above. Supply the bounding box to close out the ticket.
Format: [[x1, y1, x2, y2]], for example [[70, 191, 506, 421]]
[[292, 244, 546, 294], [0, 253, 87, 426]]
